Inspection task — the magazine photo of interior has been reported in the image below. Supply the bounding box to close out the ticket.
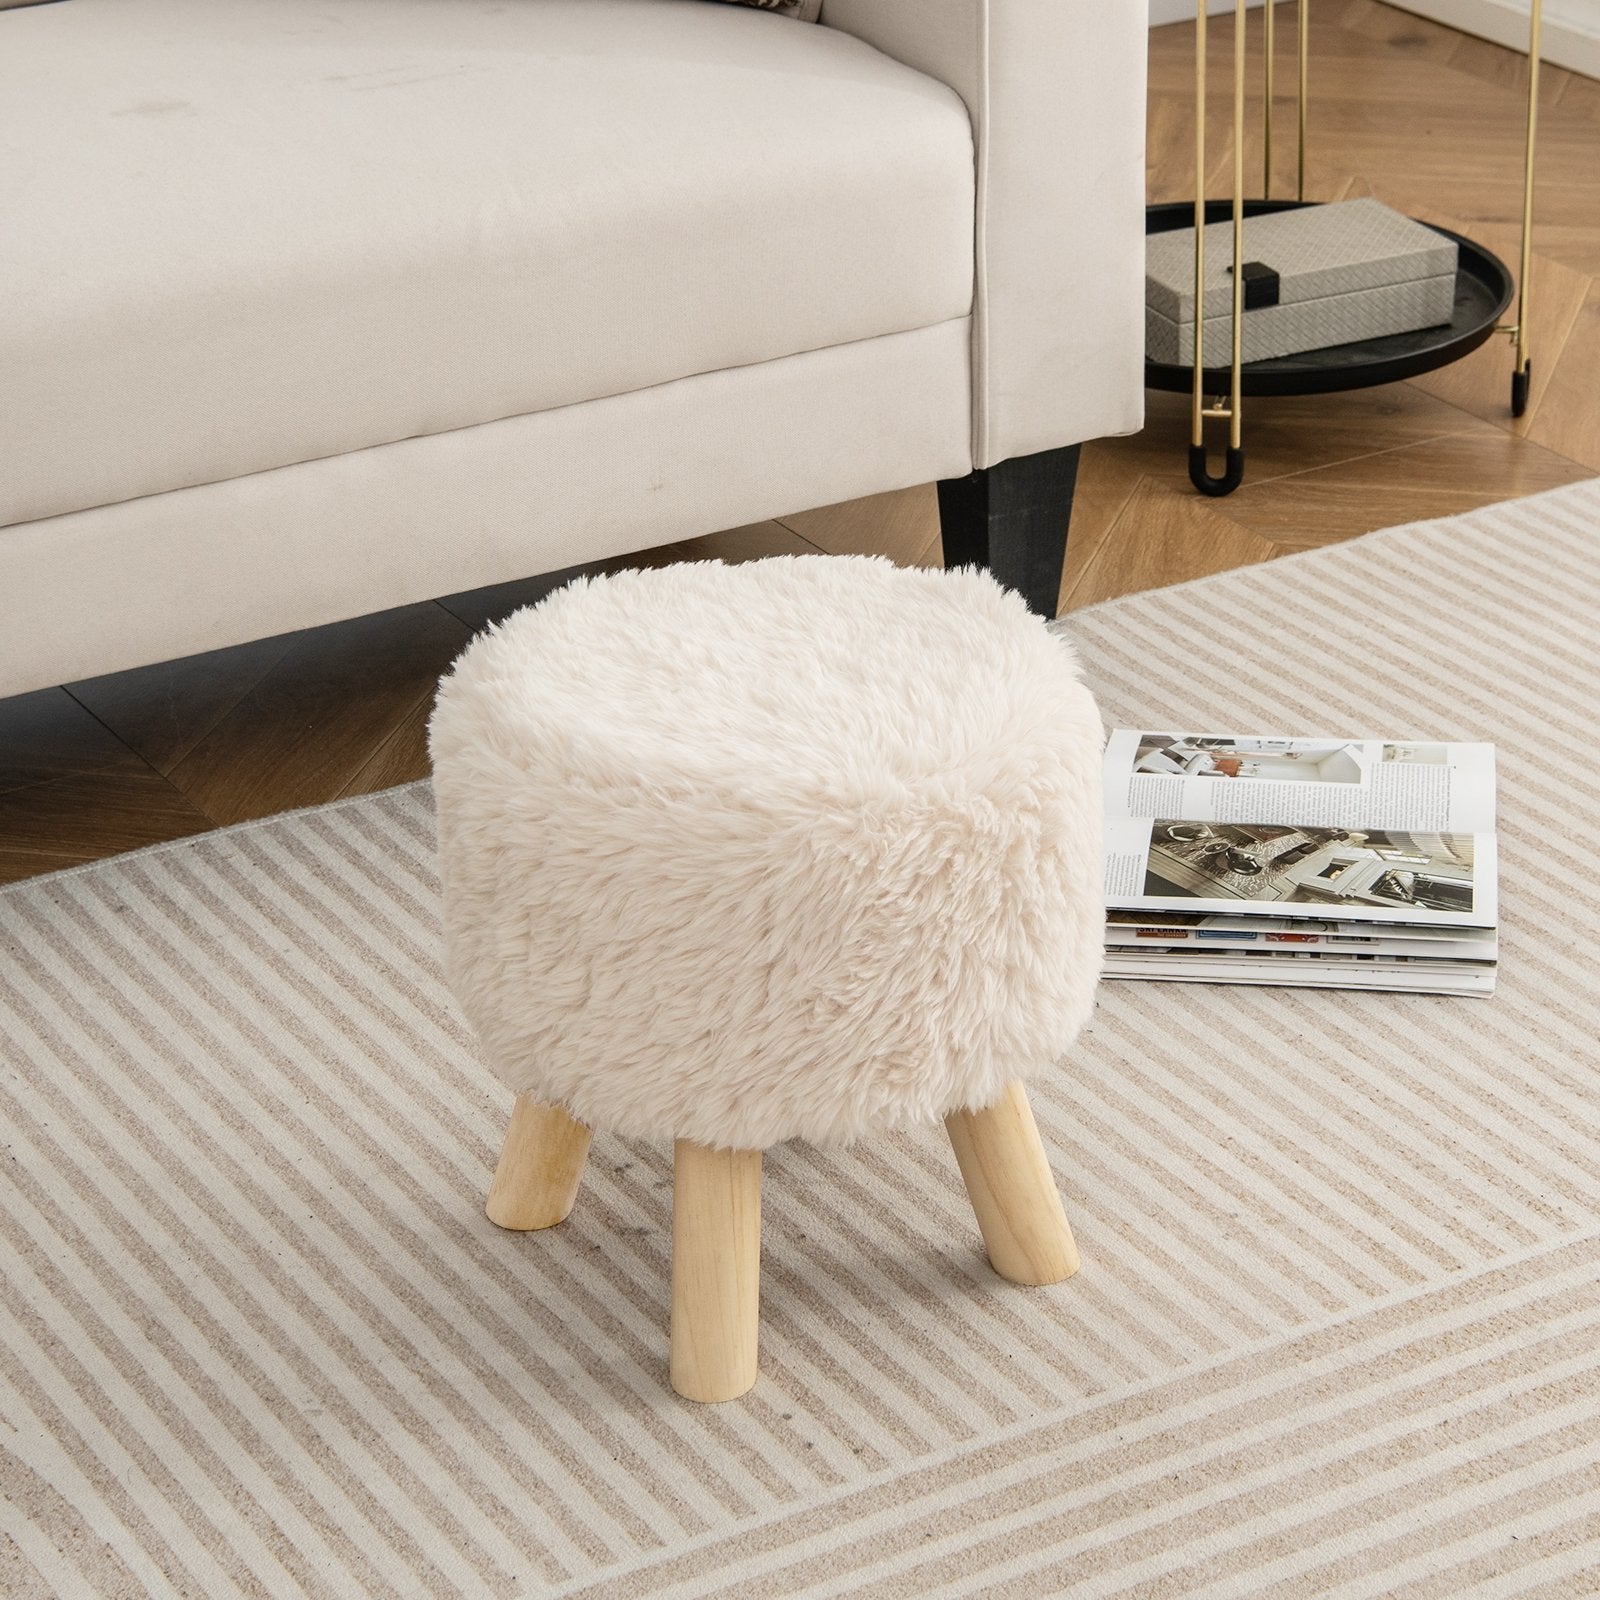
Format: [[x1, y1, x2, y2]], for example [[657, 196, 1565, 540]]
[[1143, 822, 1478, 913], [1382, 743, 1452, 764], [1134, 734, 1366, 782]]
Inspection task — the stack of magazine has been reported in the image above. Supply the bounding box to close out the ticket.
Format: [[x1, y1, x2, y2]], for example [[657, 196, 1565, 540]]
[[1101, 730, 1497, 997]]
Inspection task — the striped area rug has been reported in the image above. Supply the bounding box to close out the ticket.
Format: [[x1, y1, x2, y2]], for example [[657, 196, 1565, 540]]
[[2, 481, 1599, 1598]]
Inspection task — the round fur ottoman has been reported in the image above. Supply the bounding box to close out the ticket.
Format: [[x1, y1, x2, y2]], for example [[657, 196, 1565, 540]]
[[429, 555, 1104, 1401]]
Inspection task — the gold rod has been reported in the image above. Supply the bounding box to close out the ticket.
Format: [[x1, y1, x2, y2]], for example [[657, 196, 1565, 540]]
[[1264, 0, 1275, 199], [1192, 0, 1208, 448], [1297, 0, 1309, 201], [1516, 0, 1541, 377], [1230, 0, 1245, 449]]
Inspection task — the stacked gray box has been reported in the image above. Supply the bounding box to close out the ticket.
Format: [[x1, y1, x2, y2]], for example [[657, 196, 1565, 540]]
[[1146, 198, 1459, 367]]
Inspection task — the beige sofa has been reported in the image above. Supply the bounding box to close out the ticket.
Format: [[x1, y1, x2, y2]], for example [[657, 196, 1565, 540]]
[[0, 0, 1147, 699]]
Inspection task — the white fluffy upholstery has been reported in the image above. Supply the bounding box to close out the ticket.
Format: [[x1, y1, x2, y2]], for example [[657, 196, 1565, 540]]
[[429, 556, 1104, 1151]]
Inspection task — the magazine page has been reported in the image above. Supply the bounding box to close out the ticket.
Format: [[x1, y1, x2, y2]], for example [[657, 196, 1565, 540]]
[[1103, 730, 1496, 834], [1104, 910, 1497, 945], [1101, 729, 1498, 928], [1105, 949, 1495, 975], [1100, 954, 1496, 996], [1105, 926, 1498, 961], [1104, 816, 1497, 927]]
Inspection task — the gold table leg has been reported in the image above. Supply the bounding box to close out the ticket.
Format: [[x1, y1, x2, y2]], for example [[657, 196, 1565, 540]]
[[1264, 0, 1274, 199], [1298, 0, 1309, 203], [1512, 0, 1541, 416], [1190, 0, 1247, 497]]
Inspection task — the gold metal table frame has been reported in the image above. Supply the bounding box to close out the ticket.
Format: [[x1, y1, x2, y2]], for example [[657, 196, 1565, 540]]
[[1185, 0, 1542, 497]]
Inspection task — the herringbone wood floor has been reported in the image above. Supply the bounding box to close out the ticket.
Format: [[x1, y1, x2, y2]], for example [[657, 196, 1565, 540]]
[[3, 0, 1597, 885]]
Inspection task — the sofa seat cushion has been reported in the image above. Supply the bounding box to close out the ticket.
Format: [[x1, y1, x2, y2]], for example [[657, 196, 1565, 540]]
[[0, 0, 974, 527]]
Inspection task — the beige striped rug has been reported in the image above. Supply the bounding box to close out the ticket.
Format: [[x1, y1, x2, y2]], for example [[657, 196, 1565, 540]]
[[3, 481, 1600, 1599]]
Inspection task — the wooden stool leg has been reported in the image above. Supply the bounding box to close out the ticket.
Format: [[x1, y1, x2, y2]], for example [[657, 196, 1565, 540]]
[[945, 1080, 1079, 1286], [670, 1141, 762, 1402], [486, 1095, 592, 1231]]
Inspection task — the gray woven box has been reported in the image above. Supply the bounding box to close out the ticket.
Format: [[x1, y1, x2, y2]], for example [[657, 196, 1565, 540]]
[[1146, 198, 1458, 367]]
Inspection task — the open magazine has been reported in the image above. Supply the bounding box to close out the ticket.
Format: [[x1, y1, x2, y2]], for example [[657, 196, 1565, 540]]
[[1101, 731, 1498, 996]]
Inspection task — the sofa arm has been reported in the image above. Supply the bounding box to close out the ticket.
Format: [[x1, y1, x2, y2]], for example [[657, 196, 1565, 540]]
[[821, 0, 1147, 468]]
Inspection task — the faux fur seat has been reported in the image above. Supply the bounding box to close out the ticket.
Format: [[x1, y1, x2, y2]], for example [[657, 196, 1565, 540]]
[[429, 554, 1104, 1400]]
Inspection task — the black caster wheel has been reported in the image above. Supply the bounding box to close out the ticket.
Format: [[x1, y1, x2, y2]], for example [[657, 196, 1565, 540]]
[[1511, 363, 1531, 418]]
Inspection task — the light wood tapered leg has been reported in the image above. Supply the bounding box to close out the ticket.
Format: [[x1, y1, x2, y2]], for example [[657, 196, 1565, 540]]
[[486, 1095, 592, 1230], [945, 1081, 1079, 1286], [670, 1141, 761, 1402]]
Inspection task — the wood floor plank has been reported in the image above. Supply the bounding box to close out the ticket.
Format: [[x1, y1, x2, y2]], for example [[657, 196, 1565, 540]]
[[1099, 386, 1480, 497], [1059, 476, 1281, 613], [0, 688, 145, 797], [1550, 63, 1600, 121], [1332, 0, 1463, 54], [1518, 223, 1600, 281], [1146, 81, 1203, 209], [438, 520, 817, 634], [165, 603, 473, 826], [1061, 445, 1146, 606], [66, 631, 296, 777], [0, 768, 214, 885], [1525, 279, 1600, 473], [1217, 426, 1591, 547], [339, 711, 434, 803], [777, 486, 939, 568], [1401, 214, 1592, 435], [1440, 27, 1541, 97]]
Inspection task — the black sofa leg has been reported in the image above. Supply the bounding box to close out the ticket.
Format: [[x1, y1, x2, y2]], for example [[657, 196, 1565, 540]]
[[936, 443, 1081, 618]]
